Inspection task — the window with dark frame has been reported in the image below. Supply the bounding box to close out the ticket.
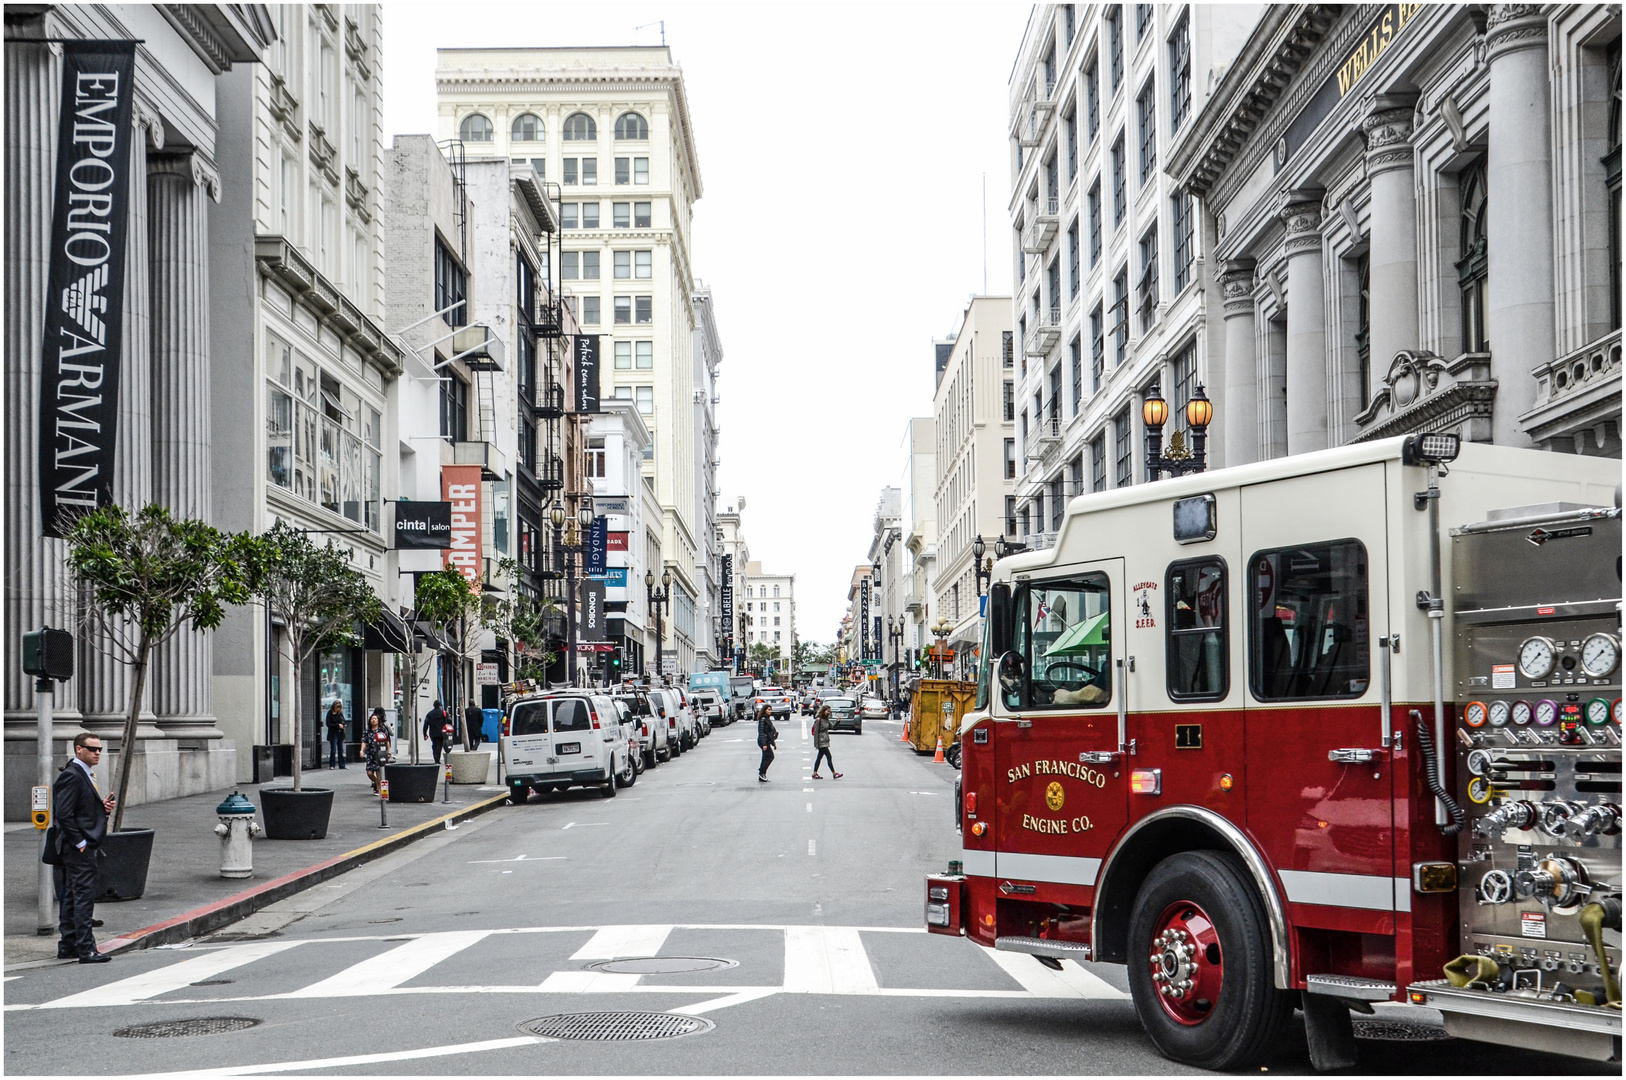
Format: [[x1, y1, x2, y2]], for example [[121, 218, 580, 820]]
[[1066, 108, 1078, 180], [1171, 342, 1196, 437], [433, 239, 466, 327], [1070, 336, 1083, 413], [1069, 454, 1083, 499], [1139, 225, 1159, 331], [1068, 220, 1080, 298], [1248, 539, 1370, 701], [1111, 133, 1127, 226], [1606, 40, 1621, 331], [1355, 253, 1371, 410], [1112, 268, 1129, 363], [1005, 495, 1017, 536], [1167, 558, 1228, 700], [1137, 80, 1157, 185], [1090, 303, 1104, 393], [1172, 189, 1194, 292], [1085, 61, 1100, 141], [1050, 476, 1066, 531], [1169, 14, 1192, 133], [1136, 3, 1152, 40], [439, 374, 468, 443], [1107, 6, 1123, 92], [1088, 179, 1103, 265], [1457, 162, 1488, 353], [1090, 433, 1106, 492], [1003, 379, 1015, 421], [1113, 406, 1133, 487]]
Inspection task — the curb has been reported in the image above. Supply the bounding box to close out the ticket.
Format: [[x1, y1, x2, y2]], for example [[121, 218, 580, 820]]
[[97, 792, 510, 955]]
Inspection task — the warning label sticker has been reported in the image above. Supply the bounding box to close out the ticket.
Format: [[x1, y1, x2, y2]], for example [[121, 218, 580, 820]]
[[1491, 665, 1516, 690], [1520, 911, 1547, 938]]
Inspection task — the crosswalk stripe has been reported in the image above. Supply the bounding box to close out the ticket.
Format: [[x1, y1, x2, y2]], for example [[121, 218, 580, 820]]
[[537, 970, 644, 992], [984, 949, 1127, 999], [783, 926, 879, 995], [569, 924, 672, 960], [36, 940, 304, 1009], [285, 931, 490, 998]]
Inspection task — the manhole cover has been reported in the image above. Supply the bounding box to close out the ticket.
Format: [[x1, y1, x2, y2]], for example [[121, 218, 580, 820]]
[[589, 956, 737, 975], [518, 1011, 715, 1042], [114, 1017, 260, 1039], [1353, 1020, 1452, 1042]]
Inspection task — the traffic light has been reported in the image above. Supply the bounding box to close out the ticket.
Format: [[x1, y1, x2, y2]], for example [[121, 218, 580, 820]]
[[610, 648, 622, 673]]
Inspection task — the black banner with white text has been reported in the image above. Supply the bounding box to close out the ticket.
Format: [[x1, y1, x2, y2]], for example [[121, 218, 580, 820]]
[[574, 334, 600, 413], [38, 41, 138, 537]]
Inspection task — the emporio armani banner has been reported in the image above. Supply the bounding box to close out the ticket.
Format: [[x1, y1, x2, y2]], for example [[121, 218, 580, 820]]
[[39, 41, 138, 537]]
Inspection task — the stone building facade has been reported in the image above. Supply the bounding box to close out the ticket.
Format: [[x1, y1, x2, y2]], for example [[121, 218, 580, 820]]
[[4, 4, 273, 817], [1169, 4, 1621, 461]]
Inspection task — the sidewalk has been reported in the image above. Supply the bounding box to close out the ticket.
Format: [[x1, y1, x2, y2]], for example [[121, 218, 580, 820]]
[[4, 751, 507, 968]]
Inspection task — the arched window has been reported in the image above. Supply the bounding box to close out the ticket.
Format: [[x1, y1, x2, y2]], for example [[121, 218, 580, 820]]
[[562, 112, 597, 141], [510, 113, 543, 142], [614, 112, 649, 140], [1456, 162, 1488, 353], [459, 113, 493, 142]]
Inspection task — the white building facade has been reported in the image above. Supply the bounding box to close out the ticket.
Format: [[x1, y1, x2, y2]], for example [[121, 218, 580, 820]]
[[743, 563, 796, 674]]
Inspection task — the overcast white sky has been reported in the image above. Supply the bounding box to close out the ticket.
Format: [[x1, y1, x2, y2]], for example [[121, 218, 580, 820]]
[[384, 2, 1026, 645]]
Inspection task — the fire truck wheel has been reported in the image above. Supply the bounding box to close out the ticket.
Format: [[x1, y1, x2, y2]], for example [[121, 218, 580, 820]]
[[1126, 850, 1292, 1071]]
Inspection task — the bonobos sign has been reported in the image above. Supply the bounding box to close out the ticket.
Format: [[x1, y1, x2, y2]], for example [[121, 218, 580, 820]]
[[38, 41, 138, 537]]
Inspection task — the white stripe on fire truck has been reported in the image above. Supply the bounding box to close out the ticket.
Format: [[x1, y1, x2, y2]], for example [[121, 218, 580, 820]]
[[1277, 870, 1397, 912], [992, 851, 1102, 887], [960, 849, 996, 878]]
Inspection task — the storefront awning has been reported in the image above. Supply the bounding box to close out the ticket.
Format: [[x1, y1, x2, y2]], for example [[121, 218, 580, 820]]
[[362, 608, 413, 653], [1043, 612, 1110, 656]]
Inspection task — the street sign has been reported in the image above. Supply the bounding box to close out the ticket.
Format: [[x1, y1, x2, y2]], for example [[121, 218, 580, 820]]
[[474, 663, 499, 685], [929, 646, 956, 662]]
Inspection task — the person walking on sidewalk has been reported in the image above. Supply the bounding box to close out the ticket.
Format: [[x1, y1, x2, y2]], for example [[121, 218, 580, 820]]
[[811, 705, 843, 779], [363, 711, 390, 794], [463, 700, 484, 751], [423, 700, 449, 764], [48, 732, 114, 963], [756, 703, 778, 783], [324, 701, 347, 769]]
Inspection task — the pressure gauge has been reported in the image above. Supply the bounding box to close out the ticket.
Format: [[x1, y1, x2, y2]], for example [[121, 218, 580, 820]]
[[1579, 633, 1620, 678], [1464, 701, 1488, 728], [1517, 636, 1558, 680], [1510, 699, 1533, 726], [1533, 699, 1559, 727], [1487, 700, 1511, 727], [1584, 698, 1611, 726]]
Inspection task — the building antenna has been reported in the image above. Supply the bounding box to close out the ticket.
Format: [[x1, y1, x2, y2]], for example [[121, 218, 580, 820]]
[[981, 172, 988, 296], [635, 20, 666, 47]]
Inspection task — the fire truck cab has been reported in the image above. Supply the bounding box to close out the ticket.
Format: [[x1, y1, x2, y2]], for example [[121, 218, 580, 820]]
[[926, 436, 1620, 1071]]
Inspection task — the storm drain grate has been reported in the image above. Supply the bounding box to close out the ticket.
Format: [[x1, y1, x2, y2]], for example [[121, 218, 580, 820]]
[[114, 1017, 260, 1039], [518, 1011, 714, 1042], [589, 956, 737, 975], [1352, 1019, 1452, 1042]]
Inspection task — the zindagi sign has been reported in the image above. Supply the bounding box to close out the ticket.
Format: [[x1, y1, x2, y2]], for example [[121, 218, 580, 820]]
[[38, 41, 138, 537], [393, 501, 452, 550]]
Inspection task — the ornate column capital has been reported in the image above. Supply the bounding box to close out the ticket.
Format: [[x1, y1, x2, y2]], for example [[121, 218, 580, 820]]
[[1219, 259, 1257, 316], [1362, 105, 1416, 176], [1280, 195, 1324, 254], [131, 98, 165, 150], [1485, 4, 1549, 59], [148, 150, 222, 203]]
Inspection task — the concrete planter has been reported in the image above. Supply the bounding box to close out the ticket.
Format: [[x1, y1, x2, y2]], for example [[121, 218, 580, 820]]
[[258, 788, 333, 840], [97, 828, 155, 900], [447, 751, 491, 785], [384, 763, 438, 803]]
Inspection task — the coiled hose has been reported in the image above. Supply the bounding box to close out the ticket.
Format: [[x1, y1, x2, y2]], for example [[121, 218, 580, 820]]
[[1412, 709, 1464, 836]]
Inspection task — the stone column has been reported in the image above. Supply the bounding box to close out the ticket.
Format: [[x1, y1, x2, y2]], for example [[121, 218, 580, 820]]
[[77, 107, 158, 736], [1485, 4, 1553, 446], [1219, 259, 1259, 468], [1281, 196, 1328, 455], [148, 152, 222, 739], [1363, 101, 1420, 400]]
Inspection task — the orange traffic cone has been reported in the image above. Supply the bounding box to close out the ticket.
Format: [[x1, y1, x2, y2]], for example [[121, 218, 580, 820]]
[[933, 736, 946, 763], [901, 720, 910, 743]]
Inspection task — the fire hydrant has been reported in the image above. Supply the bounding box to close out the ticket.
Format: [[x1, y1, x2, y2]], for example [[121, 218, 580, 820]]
[[213, 791, 262, 879]]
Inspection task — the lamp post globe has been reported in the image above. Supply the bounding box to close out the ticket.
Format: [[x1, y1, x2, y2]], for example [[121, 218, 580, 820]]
[[644, 569, 655, 590], [1185, 383, 1213, 430], [1142, 389, 1169, 430], [972, 534, 985, 562], [549, 501, 567, 530]]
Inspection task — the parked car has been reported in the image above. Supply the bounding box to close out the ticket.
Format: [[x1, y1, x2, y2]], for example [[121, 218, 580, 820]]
[[649, 687, 696, 751], [691, 690, 726, 729], [614, 690, 668, 768], [860, 697, 889, 720], [503, 692, 630, 801], [611, 698, 644, 777], [824, 696, 861, 734]]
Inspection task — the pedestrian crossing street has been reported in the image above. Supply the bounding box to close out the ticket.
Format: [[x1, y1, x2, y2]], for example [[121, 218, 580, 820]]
[[8, 923, 1126, 1011]]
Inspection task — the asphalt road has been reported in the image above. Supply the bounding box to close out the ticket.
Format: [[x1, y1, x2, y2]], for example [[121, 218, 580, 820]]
[[3, 714, 1614, 1076]]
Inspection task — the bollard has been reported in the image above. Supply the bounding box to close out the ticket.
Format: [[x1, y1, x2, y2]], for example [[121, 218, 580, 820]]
[[378, 779, 390, 829], [442, 760, 452, 804], [212, 791, 261, 879]]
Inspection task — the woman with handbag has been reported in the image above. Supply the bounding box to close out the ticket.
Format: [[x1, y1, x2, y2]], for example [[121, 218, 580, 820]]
[[756, 703, 778, 783], [811, 705, 842, 779], [363, 710, 390, 794], [324, 701, 347, 770]]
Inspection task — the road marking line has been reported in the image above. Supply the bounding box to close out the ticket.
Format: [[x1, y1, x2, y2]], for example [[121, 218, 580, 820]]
[[561, 821, 608, 830], [570, 924, 672, 960], [984, 949, 1128, 999], [288, 930, 490, 997], [124, 1035, 548, 1077], [806, 802, 813, 812], [671, 988, 779, 1014], [34, 940, 304, 1009], [783, 926, 879, 995], [803, 787, 814, 792], [538, 970, 643, 992], [469, 855, 565, 863], [808, 840, 816, 855]]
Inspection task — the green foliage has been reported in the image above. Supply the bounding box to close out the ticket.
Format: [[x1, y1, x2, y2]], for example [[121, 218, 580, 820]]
[[65, 504, 255, 829]]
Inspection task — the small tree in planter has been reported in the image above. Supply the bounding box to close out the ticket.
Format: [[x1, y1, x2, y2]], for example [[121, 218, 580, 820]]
[[245, 522, 378, 824], [414, 568, 481, 748], [395, 620, 436, 765], [64, 505, 253, 898]]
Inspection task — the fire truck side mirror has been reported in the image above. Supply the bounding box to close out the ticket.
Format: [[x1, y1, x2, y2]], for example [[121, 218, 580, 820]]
[[989, 583, 1013, 657]]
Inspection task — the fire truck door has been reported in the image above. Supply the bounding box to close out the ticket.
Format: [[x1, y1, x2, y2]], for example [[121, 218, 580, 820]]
[[1240, 465, 1398, 926], [995, 559, 1128, 900]]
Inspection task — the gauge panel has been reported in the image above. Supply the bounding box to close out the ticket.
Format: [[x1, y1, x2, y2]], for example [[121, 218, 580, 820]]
[[1510, 700, 1533, 726], [1579, 633, 1620, 678], [1487, 700, 1510, 727], [1533, 699, 1559, 727], [1516, 636, 1557, 680]]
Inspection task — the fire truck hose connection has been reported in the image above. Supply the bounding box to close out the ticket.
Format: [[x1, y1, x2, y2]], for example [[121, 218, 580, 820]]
[[1578, 898, 1621, 1005], [1412, 709, 1464, 836]]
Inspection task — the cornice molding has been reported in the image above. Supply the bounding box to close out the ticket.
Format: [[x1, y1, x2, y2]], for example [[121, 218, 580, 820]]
[[254, 234, 403, 377]]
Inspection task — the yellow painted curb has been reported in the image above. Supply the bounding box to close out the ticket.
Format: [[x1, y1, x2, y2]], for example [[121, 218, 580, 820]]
[[337, 791, 511, 860]]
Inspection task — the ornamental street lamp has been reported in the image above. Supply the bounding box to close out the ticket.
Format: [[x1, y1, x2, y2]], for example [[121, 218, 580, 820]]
[[549, 499, 596, 686], [887, 616, 905, 715], [1142, 383, 1214, 481], [930, 616, 952, 679], [972, 534, 993, 596], [645, 567, 671, 683]]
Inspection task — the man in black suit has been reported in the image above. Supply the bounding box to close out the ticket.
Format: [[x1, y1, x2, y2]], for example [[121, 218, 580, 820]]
[[463, 700, 484, 751], [423, 700, 449, 764], [52, 731, 115, 963]]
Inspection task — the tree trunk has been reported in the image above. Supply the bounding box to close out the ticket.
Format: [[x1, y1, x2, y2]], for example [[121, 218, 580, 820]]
[[289, 652, 303, 793], [111, 631, 150, 833]]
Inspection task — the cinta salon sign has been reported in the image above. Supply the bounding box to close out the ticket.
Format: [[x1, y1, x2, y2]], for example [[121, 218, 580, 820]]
[[441, 464, 483, 591], [392, 501, 452, 549]]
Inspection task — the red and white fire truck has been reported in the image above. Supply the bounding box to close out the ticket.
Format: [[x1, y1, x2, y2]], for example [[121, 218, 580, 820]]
[[926, 435, 1621, 1071]]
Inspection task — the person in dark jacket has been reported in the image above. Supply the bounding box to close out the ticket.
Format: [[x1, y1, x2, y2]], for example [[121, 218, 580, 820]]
[[811, 705, 842, 779], [756, 704, 778, 782], [423, 700, 449, 764], [50, 732, 115, 962], [463, 700, 484, 751], [324, 701, 347, 769]]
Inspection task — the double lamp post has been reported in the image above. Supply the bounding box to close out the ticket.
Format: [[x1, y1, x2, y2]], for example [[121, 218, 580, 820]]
[[549, 498, 594, 686], [645, 568, 671, 683]]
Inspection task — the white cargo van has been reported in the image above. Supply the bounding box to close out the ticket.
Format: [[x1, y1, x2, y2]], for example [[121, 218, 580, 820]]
[[503, 692, 630, 801]]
